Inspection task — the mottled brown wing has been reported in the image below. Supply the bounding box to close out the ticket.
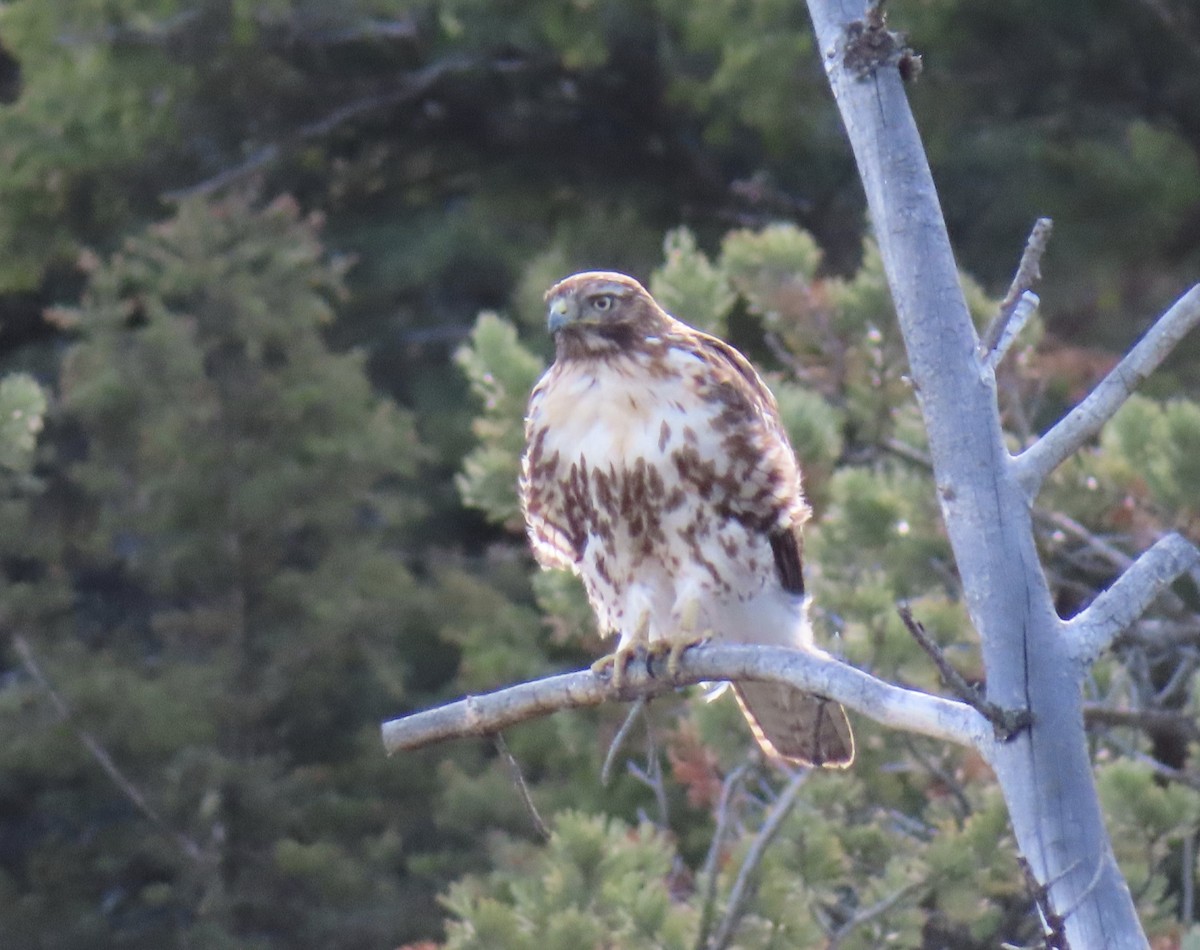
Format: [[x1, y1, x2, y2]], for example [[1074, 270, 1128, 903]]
[[519, 377, 579, 573], [683, 329, 809, 588], [686, 330, 784, 419], [683, 329, 854, 768], [769, 527, 805, 596]]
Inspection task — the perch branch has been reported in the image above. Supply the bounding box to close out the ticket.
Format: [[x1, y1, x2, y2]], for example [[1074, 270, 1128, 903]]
[[1014, 283, 1200, 495], [1065, 532, 1200, 665], [381, 644, 991, 757], [983, 292, 1039, 372]]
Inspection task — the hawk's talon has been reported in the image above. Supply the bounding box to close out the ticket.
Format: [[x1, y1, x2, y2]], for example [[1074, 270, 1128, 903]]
[[667, 635, 711, 679], [592, 644, 641, 689]]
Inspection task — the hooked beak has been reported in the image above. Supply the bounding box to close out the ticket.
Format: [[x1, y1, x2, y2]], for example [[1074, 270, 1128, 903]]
[[547, 295, 577, 333]]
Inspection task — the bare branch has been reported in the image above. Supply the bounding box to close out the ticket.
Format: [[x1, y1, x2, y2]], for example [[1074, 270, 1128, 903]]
[[695, 764, 752, 950], [1035, 508, 1134, 571], [1018, 856, 1071, 950], [984, 292, 1040, 371], [708, 767, 809, 950], [897, 605, 1031, 740], [1083, 703, 1200, 744], [1014, 284, 1200, 495], [601, 696, 646, 786], [380, 644, 991, 756], [1066, 533, 1200, 665], [163, 55, 475, 201], [627, 716, 670, 828], [825, 880, 924, 949], [492, 732, 550, 841], [11, 634, 205, 864], [981, 217, 1053, 362]]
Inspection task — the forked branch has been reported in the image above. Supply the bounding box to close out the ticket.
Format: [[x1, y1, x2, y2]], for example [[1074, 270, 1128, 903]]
[[1066, 532, 1200, 665], [1014, 284, 1200, 495], [381, 643, 990, 755]]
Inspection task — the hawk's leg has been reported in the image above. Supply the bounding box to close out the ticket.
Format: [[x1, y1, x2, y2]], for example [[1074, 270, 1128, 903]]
[[591, 610, 652, 689], [664, 596, 713, 680]]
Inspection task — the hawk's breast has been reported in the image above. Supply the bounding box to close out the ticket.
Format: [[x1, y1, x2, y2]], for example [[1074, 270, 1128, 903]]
[[522, 343, 789, 638]]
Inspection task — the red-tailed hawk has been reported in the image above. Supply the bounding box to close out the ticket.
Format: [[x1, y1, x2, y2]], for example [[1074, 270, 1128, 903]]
[[519, 271, 853, 767]]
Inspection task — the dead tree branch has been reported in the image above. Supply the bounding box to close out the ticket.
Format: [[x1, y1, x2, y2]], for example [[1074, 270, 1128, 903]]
[[381, 644, 991, 756], [1014, 284, 1200, 496], [708, 767, 809, 950], [163, 55, 476, 201], [981, 217, 1053, 364], [1066, 533, 1200, 665], [11, 633, 205, 864], [897, 604, 1031, 740]]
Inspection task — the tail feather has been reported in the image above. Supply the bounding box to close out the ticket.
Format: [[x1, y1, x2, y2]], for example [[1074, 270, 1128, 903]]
[[733, 683, 854, 768]]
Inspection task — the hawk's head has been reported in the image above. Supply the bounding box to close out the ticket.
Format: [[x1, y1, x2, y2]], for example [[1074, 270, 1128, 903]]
[[544, 271, 670, 358]]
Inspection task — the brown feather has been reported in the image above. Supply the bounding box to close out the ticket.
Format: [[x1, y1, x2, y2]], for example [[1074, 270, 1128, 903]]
[[769, 527, 805, 596], [734, 683, 854, 767]]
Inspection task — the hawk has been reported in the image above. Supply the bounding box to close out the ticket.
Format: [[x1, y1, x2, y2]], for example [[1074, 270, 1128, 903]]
[[519, 271, 853, 767]]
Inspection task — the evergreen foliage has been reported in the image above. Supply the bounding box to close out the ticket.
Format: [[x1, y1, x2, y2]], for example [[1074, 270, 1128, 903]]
[[450, 222, 1200, 946]]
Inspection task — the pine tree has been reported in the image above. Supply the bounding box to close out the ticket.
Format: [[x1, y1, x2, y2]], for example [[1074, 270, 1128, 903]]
[[1, 194, 442, 948]]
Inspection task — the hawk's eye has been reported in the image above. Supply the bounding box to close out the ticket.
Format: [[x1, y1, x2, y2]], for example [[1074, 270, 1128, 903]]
[[589, 294, 615, 313]]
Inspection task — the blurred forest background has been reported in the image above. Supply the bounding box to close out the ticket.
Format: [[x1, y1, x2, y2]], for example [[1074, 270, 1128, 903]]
[[2, 1, 1200, 948]]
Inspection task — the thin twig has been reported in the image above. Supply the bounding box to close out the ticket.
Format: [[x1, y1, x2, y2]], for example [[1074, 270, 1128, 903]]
[[11, 634, 205, 864], [1152, 651, 1200, 706], [1083, 703, 1200, 744], [627, 756, 670, 828], [381, 643, 991, 755], [980, 218, 1053, 360], [492, 731, 550, 841], [1013, 283, 1200, 495], [1183, 831, 1195, 926], [708, 768, 810, 950], [163, 55, 476, 201], [1018, 856, 1071, 949], [1105, 732, 1200, 792], [1066, 533, 1200, 665], [694, 763, 752, 950], [1035, 509, 1133, 571], [826, 881, 924, 949], [896, 604, 1031, 741], [1057, 855, 1109, 933], [601, 697, 646, 786], [902, 735, 972, 817], [882, 436, 933, 469]]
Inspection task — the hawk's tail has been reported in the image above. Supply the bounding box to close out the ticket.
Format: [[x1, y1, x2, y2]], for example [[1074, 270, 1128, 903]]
[[733, 683, 854, 767]]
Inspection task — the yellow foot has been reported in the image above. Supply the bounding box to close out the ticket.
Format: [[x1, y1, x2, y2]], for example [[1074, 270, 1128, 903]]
[[593, 610, 653, 689], [666, 635, 711, 679], [669, 596, 712, 678], [591, 644, 642, 689]]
